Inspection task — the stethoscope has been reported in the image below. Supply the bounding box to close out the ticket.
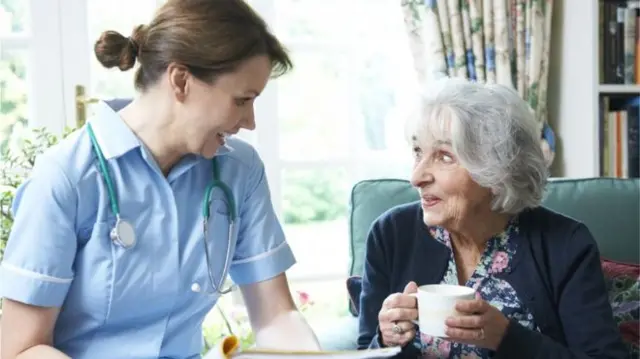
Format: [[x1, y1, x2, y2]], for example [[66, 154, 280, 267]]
[[86, 123, 237, 295]]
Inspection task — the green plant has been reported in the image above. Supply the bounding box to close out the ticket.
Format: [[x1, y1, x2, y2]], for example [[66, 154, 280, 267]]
[[0, 126, 74, 262], [282, 171, 347, 224]]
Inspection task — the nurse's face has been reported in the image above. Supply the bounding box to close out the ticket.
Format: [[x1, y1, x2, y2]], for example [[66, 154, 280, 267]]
[[171, 55, 272, 158]]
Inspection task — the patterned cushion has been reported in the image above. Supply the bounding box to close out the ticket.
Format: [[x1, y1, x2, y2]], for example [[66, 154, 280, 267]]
[[601, 258, 640, 357]]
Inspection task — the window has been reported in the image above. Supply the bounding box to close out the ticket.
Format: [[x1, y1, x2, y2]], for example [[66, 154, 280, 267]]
[[239, 0, 418, 318], [84, 0, 162, 100], [0, 0, 29, 153], [0, 0, 66, 154], [1, 0, 418, 327]]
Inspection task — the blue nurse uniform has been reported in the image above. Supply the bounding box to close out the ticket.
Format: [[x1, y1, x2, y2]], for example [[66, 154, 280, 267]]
[[0, 101, 296, 358]]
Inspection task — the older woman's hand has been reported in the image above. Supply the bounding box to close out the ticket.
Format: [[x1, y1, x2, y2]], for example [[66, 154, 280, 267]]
[[378, 281, 419, 347], [445, 298, 510, 350]]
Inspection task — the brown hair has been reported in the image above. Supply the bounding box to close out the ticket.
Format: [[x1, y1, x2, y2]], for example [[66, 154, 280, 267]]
[[93, 0, 292, 91]]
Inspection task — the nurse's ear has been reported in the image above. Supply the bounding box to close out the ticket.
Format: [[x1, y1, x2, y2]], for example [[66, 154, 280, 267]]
[[167, 63, 189, 102]]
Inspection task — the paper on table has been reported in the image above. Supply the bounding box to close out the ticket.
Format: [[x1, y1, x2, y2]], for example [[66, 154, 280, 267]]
[[203, 336, 401, 359]]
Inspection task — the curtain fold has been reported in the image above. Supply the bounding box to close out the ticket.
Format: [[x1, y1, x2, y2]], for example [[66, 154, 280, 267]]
[[401, 0, 556, 168]]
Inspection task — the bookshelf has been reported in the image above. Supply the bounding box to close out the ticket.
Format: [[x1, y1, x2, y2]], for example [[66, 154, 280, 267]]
[[598, 0, 639, 178], [551, 0, 639, 178], [599, 84, 640, 93]]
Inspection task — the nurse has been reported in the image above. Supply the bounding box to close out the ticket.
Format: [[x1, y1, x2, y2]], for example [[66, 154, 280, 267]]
[[0, 0, 321, 358]]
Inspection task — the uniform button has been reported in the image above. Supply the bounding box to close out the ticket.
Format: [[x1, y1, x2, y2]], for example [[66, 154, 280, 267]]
[[191, 283, 201, 293]]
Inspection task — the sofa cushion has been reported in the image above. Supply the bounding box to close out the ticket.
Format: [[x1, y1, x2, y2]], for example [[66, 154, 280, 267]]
[[348, 179, 419, 277], [105, 98, 132, 111], [543, 178, 639, 263], [346, 276, 362, 316], [601, 258, 640, 356]]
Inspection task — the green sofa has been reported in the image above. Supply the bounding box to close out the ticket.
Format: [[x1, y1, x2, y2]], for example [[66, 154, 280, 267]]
[[315, 177, 640, 351]]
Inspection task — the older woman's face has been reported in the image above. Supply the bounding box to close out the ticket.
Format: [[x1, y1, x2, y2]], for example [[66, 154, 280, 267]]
[[409, 137, 493, 228]]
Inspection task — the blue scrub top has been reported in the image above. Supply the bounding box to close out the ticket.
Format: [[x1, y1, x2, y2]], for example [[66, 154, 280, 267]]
[[0, 101, 296, 359]]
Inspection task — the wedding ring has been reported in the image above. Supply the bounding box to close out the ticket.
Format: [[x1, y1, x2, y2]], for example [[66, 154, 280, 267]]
[[392, 323, 403, 334]]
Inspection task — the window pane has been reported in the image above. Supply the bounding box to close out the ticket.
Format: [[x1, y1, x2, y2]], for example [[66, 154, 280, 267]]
[[274, 0, 361, 45], [0, 0, 29, 35], [350, 49, 416, 159], [277, 50, 353, 161], [275, 0, 418, 162], [0, 48, 28, 155], [356, 160, 413, 183], [86, 0, 158, 99], [282, 167, 351, 279]]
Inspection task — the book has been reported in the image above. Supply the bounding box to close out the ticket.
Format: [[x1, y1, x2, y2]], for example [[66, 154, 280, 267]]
[[203, 335, 402, 359]]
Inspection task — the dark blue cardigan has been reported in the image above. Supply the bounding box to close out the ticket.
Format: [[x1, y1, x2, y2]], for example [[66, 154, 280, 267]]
[[357, 202, 628, 358]]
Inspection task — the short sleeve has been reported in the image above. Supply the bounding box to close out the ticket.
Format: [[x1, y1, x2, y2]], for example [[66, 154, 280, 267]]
[[0, 155, 78, 307], [228, 150, 295, 286]]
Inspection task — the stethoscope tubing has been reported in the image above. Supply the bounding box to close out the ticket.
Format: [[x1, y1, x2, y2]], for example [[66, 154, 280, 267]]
[[86, 122, 238, 295]]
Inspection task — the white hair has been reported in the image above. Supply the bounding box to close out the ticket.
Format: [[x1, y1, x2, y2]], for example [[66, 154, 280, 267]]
[[405, 77, 549, 214]]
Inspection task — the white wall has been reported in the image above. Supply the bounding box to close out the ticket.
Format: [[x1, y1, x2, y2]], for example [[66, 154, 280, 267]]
[[547, 0, 599, 178]]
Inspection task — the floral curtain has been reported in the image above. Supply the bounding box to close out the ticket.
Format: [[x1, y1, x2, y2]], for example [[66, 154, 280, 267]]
[[401, 0, 556, 168]]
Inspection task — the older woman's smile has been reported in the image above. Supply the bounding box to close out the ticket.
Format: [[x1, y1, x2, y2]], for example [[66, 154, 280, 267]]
[[421, 195, 442, 208]]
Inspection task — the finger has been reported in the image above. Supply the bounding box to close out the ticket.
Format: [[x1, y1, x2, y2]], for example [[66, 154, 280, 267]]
[[383, 327, 416, 347], [379, 307, 419, 323], [383, 293, 417, 310], [445, 326, 484, 341], [455, 299, 487, 314], [445, 314, 484, 329], [403, 281, 418, 294], [381, 320, 415, 334]]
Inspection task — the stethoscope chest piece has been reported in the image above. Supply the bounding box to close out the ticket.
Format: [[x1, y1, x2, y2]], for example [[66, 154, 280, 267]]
[[111, 217, 136, 248]]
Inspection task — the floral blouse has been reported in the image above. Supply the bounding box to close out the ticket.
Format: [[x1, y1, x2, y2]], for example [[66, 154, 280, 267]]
[[415, 219, 540, 358]]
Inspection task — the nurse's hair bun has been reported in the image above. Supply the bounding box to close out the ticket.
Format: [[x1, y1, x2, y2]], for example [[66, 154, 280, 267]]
[[94, 24, 146, 72]]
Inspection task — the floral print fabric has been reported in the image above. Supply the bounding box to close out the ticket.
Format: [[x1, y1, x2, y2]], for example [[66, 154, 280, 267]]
[[416, 219, 539, 358]]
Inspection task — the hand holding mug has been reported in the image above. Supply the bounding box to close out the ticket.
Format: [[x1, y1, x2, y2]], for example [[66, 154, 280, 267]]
[[444, 298, 509, 350], [378, 281, 419, 347]]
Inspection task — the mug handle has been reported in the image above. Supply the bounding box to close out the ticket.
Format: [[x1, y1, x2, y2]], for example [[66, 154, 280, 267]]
[[409, 293, 419, 326]]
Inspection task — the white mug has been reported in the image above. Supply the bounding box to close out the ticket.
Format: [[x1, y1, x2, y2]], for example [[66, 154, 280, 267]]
[[410, 284, 476, 338]]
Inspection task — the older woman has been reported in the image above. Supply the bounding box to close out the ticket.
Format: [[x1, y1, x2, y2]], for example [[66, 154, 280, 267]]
[[357, 78, 627, 358]]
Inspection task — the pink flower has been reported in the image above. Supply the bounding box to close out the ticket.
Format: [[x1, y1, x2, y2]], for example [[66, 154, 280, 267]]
[[420, 333, 434, 344], [491, 251, 509, 273], [296, 290, 312, 306], [437, 340, 451, 355]]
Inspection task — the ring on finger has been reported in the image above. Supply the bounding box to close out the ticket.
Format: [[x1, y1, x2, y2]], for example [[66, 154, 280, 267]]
[[391, 322, 404, 334]]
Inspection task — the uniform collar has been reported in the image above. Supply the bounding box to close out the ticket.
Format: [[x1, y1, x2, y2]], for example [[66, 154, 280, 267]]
[[87, 101, 141, 160], [87, 101, 235, 160]]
